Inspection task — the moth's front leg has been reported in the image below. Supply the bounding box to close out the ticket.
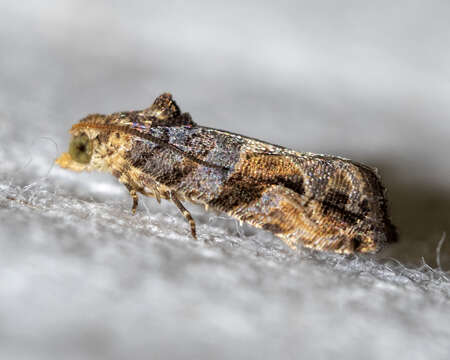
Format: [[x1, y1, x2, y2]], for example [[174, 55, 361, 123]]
[[125, 184, 139, 214], [170, 191, 197, 239]]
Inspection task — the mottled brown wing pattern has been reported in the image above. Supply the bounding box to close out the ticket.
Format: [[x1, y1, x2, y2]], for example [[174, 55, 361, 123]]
[[207, 150, 396, 253], [56, 93, 397, 254]]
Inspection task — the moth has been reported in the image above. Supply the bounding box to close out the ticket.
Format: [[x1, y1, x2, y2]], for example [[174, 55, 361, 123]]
[[56, 93, 397, 254]]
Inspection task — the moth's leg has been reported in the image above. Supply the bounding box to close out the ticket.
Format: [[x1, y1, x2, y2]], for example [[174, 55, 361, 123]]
[[170, 191, 197, 239], [143, 182, 161, 204], [125, 184, 139, 214], [136, 175, 162, 204], [151, 184, 161, 204]]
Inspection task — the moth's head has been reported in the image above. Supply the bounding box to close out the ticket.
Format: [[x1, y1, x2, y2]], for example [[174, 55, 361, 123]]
[[56, 115, 105, 172]]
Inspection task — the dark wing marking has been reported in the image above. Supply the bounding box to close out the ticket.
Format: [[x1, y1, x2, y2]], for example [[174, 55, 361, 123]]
[[152, 112, 197, 127], [119, 126, 228, 171]]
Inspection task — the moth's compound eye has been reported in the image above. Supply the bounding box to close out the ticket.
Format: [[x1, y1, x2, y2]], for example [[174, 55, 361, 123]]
[[69, 133, 92, 164]]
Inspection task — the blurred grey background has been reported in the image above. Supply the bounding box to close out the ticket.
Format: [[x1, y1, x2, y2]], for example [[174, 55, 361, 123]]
[[1, 1, 449, 359]]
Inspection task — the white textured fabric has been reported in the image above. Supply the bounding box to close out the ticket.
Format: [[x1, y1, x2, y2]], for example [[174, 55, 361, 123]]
[[1, 1, 449, 359]]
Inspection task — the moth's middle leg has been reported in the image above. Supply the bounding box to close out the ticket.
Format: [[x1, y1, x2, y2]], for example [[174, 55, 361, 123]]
[[125, 179, 163, 214], [170, 191, 197, 239]]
